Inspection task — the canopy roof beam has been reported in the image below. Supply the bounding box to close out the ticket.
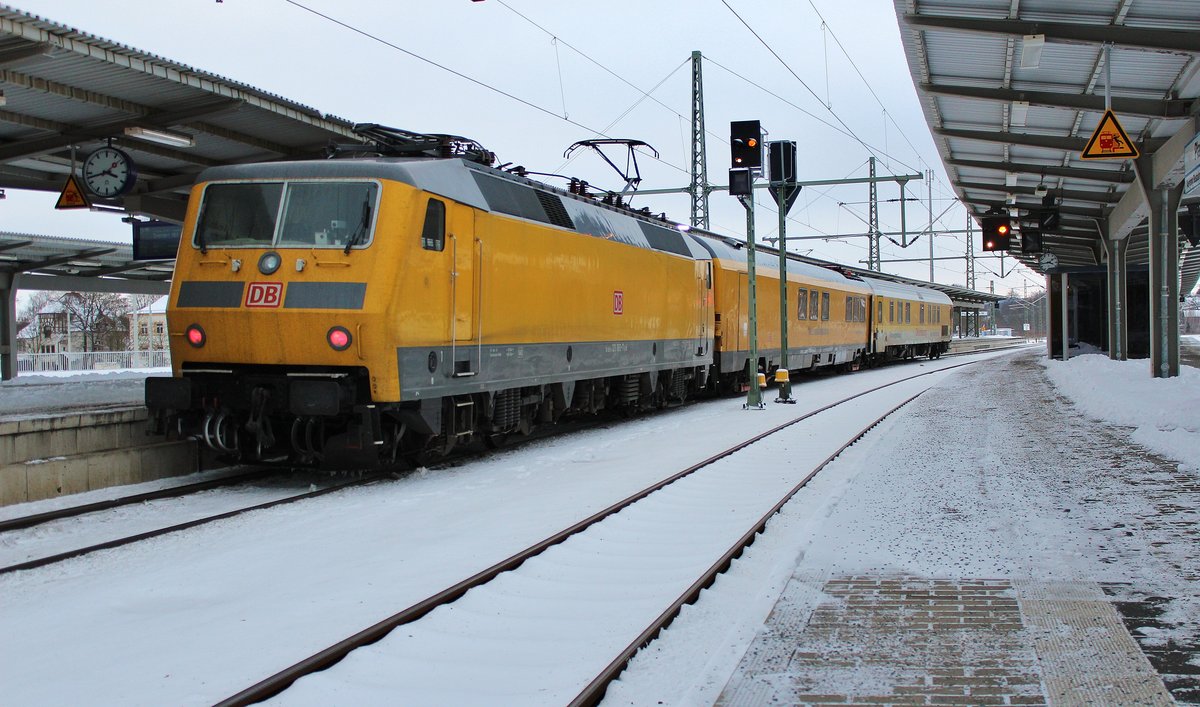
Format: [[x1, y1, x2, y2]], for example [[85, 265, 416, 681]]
[[903, 14, 1200, 53], [922, 82, 1195, 119]]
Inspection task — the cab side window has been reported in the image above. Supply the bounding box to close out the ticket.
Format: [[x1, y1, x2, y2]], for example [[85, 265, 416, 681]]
[[421, 198, 446, 251], [797, 289, 808, 320]]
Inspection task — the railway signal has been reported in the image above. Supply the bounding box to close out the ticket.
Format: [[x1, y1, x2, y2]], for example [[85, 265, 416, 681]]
[[730, 120, 762, 170], [981, 208, 1011, 252]]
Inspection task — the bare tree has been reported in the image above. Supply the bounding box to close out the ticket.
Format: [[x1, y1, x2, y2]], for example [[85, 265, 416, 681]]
[[58, 291, 131, 352], [16, 290, 60, 331]]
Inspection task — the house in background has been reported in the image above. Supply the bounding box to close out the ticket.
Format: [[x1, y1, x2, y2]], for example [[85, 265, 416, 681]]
[[128, 295, 169, 352], [16, 299, 80, 354]]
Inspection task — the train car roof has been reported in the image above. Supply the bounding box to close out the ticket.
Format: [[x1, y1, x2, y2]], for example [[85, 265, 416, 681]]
[[196, 158, 711, 261], [860, 276, 954, 305], [687, 233, 869, 288]]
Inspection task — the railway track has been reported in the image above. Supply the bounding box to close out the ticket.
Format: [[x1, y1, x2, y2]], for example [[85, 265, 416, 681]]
[[0, 467, 277, 533], [0, 471, 389, 575], [216, 359, 982, 706], [1, 350, 1016, 580]]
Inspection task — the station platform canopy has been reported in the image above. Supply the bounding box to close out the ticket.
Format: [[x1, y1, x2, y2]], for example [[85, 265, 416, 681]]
[[893, 0, 1200, 296], [1, 230, 170, 294], [0, 5, 362, 224]]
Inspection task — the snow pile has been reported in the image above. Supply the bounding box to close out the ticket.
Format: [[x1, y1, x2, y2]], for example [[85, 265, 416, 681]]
[[1041, 353, 1200, 471]]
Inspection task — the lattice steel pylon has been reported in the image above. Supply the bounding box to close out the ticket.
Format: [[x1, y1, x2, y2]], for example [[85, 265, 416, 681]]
[[689, 50, 711, 229], [966, 211, 976, 291], [868, 156, 881, 271]]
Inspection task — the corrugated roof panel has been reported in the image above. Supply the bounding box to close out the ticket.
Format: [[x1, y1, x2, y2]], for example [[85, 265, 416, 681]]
[[1124, 2, 1200, 30], [914, 0, 1013, 19], [1110, 45, 1194, 91], [1022, 105, 1079, 133], [1018, 0, 1126, 23], [924, 32, 1012, 83], [1011, 44, 1101, 86], [934, 96, 1003, 128]]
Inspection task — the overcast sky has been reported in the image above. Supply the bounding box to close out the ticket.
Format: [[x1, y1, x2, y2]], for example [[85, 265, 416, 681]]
[[3, 0, 1043, 294]]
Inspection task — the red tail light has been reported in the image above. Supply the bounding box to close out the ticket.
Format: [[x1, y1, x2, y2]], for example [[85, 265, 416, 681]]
[[327, 326, 352, 351], [186, 324, 206, 348]]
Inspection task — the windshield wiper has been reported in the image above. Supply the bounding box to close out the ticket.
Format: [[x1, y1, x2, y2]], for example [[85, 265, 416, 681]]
[[344, 202, 372, 255]]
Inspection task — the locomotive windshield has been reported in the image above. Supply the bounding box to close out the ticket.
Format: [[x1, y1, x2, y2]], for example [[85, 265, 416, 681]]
[[194, 181, 379, 250]]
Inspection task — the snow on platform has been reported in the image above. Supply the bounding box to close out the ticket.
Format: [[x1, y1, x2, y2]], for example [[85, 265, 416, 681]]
[[608, 349, 1198, 706], [705, 351, 1197, 706], [0, 368, 165, 421]]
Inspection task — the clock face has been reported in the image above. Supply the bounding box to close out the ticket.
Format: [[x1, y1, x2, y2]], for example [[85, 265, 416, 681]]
[[1039, 252, 1059, 269], [82, 147, 136, 198]]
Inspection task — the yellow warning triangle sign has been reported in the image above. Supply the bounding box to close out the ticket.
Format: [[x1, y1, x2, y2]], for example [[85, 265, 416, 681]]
[[1080, 109, 1139, 160], [55, 174, 92, 210]]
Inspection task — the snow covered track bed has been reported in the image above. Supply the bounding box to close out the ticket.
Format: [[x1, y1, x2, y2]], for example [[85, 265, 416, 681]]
[[224, 366, 963, 706], [0, 471, 386, 573], [0, 351, 1012, 706]]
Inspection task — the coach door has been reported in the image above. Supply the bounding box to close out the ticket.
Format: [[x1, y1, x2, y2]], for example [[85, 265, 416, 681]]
[[448, 206, 479, 376], [738, 272, 748, 355], [696, 262, 711, 357]]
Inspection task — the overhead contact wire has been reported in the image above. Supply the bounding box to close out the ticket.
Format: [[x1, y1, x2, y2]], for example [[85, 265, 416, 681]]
[[280, 0, 691, 176]]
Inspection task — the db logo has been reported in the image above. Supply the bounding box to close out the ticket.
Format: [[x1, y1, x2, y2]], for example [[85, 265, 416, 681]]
[[246, 282, 283, 308], [613, 290, 624, 315]]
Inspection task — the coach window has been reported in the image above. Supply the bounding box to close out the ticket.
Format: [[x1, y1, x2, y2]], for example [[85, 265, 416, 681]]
[[905, 302, 911, 323], [809, 290, 820, 320], [797, 288, 808, 319], [821, 292, 830, 321], [876, 300, 883, 323], [920, 303, 925, 324], [889, 300, 895, 323], [421, 198, 446, 251]]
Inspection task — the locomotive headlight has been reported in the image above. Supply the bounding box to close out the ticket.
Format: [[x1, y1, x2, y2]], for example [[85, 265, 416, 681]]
[[327, 326, 352, 351], [186, 324, 206, 348], [258, 251, 282, 275]]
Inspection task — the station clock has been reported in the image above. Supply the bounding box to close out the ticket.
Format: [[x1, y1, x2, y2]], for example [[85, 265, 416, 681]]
[[82, 146, 137, 197]]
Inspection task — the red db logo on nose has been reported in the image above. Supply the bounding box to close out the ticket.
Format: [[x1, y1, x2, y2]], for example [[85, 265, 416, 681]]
[[246, 282, 283, 308]]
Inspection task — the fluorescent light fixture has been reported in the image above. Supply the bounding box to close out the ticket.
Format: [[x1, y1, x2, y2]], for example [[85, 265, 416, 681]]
[[1021, 34, 1045, 69], [1005, 173, 1019, 187], [1010, 100, 1029, 127], [124, 126, 195, 148]]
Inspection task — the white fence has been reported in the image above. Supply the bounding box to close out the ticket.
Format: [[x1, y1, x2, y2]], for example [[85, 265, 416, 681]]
[[16, 349, 171, 373]]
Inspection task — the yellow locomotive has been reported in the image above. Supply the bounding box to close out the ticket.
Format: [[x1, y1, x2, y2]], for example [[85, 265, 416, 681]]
[[146, 126, 949, 466]]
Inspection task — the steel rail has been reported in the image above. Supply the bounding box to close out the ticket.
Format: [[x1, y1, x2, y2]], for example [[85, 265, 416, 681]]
[[216, 359, 980, 706], [569, 390, 926, 706], [0, 474, 388, 575], [0, 467, 276, 533]]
